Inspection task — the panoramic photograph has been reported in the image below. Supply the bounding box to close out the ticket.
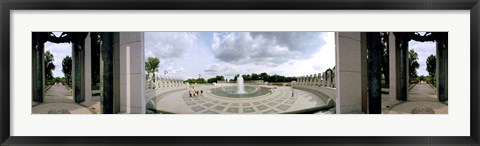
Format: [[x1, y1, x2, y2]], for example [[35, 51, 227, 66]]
[[31, 32, 447, 114], [144, 32, 336, 114]]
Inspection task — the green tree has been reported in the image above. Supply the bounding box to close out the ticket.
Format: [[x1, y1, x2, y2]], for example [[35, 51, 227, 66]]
[[426, 54, 436, 77], [44, 50, 55, 80], [409, 49, 420, 83], [251, 73, 260, 80], [207, 75, 225, 83], [61, 56, 72, 86], [426, 54, 436, 85], [145, 57, 160, 82], [260, 72, 269, 81], [195, 78, 207, 84]]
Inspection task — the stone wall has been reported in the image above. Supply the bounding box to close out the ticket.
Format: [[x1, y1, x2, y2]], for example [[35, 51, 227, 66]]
[[291, 69, 335, 88]]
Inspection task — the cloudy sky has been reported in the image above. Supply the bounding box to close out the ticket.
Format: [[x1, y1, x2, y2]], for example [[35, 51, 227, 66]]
[[409, 40, 436, 76], [145, 32, 336, 80], [44, 32, 434, 78], [45, 32, 71, 78]]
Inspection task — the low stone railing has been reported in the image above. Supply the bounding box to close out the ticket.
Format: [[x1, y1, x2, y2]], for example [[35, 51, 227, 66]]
[[292, 70, 335, 88], [145, 78, 186, 90]]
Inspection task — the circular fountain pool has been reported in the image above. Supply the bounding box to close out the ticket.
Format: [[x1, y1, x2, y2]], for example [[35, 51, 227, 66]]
[[210, 86, 271, 98]]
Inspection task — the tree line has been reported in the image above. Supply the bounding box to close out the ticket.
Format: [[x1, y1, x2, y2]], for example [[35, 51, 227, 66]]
[[184, 73, 298, 84]]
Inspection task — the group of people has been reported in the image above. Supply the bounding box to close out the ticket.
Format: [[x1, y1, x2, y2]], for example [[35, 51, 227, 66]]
[[189, 90, 203, 97]]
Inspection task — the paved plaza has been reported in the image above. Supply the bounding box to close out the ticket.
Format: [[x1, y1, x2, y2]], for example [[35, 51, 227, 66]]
[[153, 85, 332, 114], [382, 83, 448, 114], [32, 84, 100, 114]]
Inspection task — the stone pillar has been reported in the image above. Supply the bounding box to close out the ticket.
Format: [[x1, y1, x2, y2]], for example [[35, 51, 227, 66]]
[[32, 32, 45, 103], [311, 74, 315, 86], [119, 32, 146, 114], [389, 33, 401, 100], [158, 78, 162, 88], [84, 33, 92, 102], [332, 71, 335, 88], [436, 32, 448, 102], [308, 75, 312, 85], [100, 32, 115, 114], [395, 33, 409, 101], [298, 76, 302, 85], [299, 76, 303, 85], [335, 32, 367, 114], [319, 73, 324, 86], [326, 71, 331, 87], [305, 75, 310, 86], [304, 75, 308, 86], [367, 32, 382, 114], [72, 33, 87, 103], [324, 72, 328, 87]]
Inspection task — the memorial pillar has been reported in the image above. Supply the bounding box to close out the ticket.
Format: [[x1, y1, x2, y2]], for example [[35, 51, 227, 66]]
[[367, 32, 382, 114], [84, 33, 92, 102], [119, 32, 146, 114], [436, 32, 448, 102], [395, 33, 409, 101], [389, 33, 401, 100], [32, 32, 46, 103], [335, 32, 367, 114], [100, 32, 116, 114], [72, 33, 88, 103]]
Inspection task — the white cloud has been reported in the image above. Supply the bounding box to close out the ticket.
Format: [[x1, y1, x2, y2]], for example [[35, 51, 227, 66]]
[[144, 32, 197, 60], [409, 40, 436, 76], [45, 42, 72, 77], [211, 32, 326, 66]]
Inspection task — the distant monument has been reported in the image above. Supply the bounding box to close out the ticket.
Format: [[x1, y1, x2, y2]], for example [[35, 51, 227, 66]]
[[237, 74, 246, 94]]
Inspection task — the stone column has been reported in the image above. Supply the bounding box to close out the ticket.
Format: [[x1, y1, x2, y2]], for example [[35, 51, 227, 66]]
[[323, 72, 328, 87], [332, 71, 335, 88], [158, 78, 162, 88], [298, 76, 302, 85], [119, 32, 146, 114], [326, 71, 331, 87], [304, 76, 307, 85], [395, 33, 409, 101], [301, 76, 305, 85], [308, 75, 312, 85], [318, 73, 323, 87], [307, 75, 311, 85], [367, 32, 382, 114], [335, 32, 367, 114], [32, 32, 45, 103], [84, 33, 92, 102], [100, 32, 115, 114], [436, 32, 448, 102], [311, 74, 315, 86], [389, 33, 401, 100], [72, 33, 87, 103]]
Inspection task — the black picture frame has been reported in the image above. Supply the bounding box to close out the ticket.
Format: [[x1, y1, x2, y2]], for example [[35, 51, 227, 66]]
[[1, 0, 478, 145]]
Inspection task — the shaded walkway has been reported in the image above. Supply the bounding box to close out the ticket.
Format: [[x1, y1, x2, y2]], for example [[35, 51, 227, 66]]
[[383, 83, 448, 114], [32, 84, 93, 114]]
